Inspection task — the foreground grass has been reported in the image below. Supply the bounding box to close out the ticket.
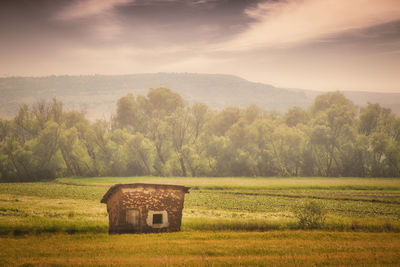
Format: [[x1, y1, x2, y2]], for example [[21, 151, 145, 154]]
[[1, 231, 400, 266], [1, 177, 400, 235], [1, 177, 400, 265]]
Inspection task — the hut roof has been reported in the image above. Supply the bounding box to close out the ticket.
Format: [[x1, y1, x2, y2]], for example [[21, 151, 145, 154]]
[[100, 183, 190, 203]]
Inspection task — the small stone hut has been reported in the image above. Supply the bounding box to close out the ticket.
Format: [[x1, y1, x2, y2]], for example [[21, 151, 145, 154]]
[[101, 183, 190, 234]]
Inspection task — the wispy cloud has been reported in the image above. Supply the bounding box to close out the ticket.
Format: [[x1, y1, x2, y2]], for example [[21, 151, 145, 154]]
[[54, 0, 134, 41], [55, 0, 133, 20], [221, 0, 400, 51]]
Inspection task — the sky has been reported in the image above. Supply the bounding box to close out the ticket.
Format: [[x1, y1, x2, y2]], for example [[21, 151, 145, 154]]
[[0, 0, 400, 92]]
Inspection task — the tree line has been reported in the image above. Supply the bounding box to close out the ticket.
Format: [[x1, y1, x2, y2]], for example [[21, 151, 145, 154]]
[[1, 88, 399, 181]]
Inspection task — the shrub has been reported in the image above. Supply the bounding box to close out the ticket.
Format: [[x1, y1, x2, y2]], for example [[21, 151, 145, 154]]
[[293, 200, 327, 229]]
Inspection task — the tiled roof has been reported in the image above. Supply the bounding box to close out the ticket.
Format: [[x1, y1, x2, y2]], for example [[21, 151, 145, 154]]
[[100, 183, 190, 203]]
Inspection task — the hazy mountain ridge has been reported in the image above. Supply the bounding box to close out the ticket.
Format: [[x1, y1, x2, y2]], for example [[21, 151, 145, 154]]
[[0, 73, 399, 119]]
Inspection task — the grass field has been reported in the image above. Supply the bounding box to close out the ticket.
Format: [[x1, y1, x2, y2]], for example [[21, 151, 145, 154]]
[[2, 231, 400, 266], [1, 177, 400, 265]]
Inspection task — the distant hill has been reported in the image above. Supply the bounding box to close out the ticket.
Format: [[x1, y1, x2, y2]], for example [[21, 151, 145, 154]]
[[0, 73, 399, 119]]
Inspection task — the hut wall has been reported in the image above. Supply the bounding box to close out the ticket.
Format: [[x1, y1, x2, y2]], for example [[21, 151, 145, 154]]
[[120, 186, 186, 233], [106, 185, 186, 233], [106, 189, 127, 233]]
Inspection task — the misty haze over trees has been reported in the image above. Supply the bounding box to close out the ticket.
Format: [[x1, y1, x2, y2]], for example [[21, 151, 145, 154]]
[[1, 74, 400, 120], [0, 88, 399, 181]]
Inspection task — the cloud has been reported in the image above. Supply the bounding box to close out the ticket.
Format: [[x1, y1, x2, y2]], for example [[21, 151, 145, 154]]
[[220, 0, 400, 51], [54, 0, 135, 42], [56, 0, 133, 20]]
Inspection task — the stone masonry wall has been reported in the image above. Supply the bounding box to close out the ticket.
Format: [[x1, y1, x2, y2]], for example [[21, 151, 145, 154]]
[[107, 185, 186, 233]]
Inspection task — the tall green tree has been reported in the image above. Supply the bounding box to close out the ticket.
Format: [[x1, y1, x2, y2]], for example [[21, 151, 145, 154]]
[[310, 92, 357, 176]]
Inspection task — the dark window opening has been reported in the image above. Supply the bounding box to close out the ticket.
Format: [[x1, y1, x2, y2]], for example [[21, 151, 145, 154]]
[[153, 214, 163, 224]]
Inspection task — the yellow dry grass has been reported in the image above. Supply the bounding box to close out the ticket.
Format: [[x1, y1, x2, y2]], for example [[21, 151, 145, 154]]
[[1, 231, 400, 266]]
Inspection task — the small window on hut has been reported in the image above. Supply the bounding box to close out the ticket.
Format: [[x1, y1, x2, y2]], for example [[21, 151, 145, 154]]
[[153, 213, 163, 224], [146, 210, 169, 228]]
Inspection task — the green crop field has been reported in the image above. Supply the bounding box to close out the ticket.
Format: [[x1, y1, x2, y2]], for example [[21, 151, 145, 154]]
[[1, 177, 400, 266]]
